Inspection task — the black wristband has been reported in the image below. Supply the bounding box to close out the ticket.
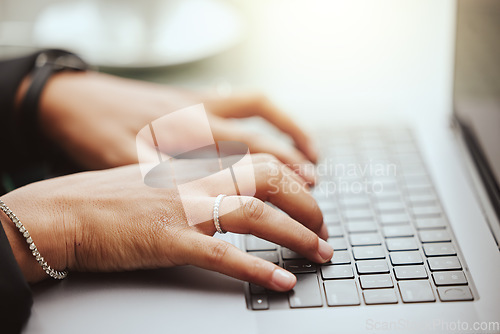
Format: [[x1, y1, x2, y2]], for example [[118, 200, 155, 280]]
[[17, 49, 89, 155]]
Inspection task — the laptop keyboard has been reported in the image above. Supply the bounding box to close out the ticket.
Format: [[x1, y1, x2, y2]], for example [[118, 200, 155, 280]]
[[244, 128, 475, 310]]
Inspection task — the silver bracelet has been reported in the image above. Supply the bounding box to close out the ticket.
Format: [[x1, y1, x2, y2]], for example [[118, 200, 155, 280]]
[[0, 199, 68, 279]]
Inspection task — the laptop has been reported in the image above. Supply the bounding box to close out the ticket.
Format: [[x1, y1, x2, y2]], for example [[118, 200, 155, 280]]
[[24, 1, 499, 333]]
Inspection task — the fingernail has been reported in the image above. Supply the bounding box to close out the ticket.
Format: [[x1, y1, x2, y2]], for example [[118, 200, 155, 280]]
[[271, 268, 296, 290], [318, 238, 334, 262]]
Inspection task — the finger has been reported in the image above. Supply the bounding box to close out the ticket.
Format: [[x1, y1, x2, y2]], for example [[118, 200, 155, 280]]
[[193, 196, 332, 262], [181, 233, 297, 291], [250, 153, 309, 188], [206, 95, 318, 163], [182, 159, 325, 237], [246, 136, 316, 184], [252, 98, 318, 163], [252, 161, 325, 237], [208, 118, 316, 184]]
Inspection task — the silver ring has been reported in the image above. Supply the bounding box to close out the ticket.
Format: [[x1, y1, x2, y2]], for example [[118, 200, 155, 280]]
[[213, 194, 227, 234]]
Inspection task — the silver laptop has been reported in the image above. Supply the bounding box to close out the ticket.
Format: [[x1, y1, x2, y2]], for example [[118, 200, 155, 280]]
[[24, 1, 500, 333]]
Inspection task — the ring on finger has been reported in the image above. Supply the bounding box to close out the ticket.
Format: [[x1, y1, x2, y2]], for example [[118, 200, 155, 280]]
[[213, 194, 228, 234]]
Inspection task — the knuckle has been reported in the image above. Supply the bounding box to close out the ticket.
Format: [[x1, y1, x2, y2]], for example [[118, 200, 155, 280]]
[[302, 232, 319, 254], [243, 258, 265, 282], [209, 241, 231, 266], [241, 197, 266, 223], [264, 159, 283, 179]]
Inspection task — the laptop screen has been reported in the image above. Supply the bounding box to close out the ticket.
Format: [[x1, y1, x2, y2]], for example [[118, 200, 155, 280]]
[[454, 0, 500, 215]]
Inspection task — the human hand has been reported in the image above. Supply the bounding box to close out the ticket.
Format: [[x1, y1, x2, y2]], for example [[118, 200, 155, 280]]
[[0, 155, 331, 290], [37, 71, 317, 181]]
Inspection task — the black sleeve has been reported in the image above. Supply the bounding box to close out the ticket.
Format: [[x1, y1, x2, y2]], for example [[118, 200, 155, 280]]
[[1, 52, 85, 195], [0, 215, 33, 334], [0, 53, 41, 195], [0, 52, 40, 163], [0, 54, 39, 333]]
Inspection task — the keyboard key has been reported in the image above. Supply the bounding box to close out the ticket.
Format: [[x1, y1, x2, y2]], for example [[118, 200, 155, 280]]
[[350, 233, 381, 246], [419, 230, 451, 243], [324, 280, 360, 306], [373, 191, 402, 202], [324, 212, 341, 225], [398, 154, 423, 166], [356, 260, 390, 274], [363, 289, 398, 305], [250, 284, 266, 294], [328, 250, 351, 264], [398, 280, 436, 303], [411, 206, 441, 217], [407, 193, 437, 206], [317, 200, 337, 213], [251, 295, 269, 310], [423, 243, 456, 256], [427, 257, 462, 271], [359, 274, 394, 289], [437, 286, 473, 301], [284, 260, 316, 274], [289, 274, 323, 308], [328, 237, 348, 250], [327, 225, 344, 237], [248, 251, 279, 264], [346, 221, 377, 233], [321, 265, 354, 279], [343, 209, 374, 221], [432, 271, 467, 286], [383, 225, 414, 238], [339, 196, 370, 208], [394, 265, 428, 280], [352, 246, 386, 260], [403, 175, 431, 187], [246, 236, 277, 251], [374, 202, 406, 213], [404, 184, 433, 195], [379, 213, 410, 225], [415, 218, 447, 229], [390, 251, 423, 265], [386, 237, 419, 251], [281, 248, 304, 260]]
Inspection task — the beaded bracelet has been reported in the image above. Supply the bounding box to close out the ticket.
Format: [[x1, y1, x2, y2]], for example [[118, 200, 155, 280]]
[[0, 199, 68, 279]]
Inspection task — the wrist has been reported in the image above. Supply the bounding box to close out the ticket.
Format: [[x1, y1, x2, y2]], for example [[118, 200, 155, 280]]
[[14, 75, 32, 110], [0, 192, 73, 283]]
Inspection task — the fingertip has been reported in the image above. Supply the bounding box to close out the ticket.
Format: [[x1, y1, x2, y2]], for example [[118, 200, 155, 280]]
[[318, 238, 334, 263], [270, 268, 297, 291]]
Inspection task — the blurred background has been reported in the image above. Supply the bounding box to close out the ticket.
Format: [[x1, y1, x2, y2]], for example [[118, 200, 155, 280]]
[[0, 0, 456, 126]]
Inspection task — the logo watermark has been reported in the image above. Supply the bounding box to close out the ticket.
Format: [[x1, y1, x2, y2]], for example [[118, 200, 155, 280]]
[[366, 318, 500, 332], [136, 104, 256, 226]]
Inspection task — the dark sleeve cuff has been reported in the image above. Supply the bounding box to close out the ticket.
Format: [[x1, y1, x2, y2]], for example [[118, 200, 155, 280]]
[[0, 216, 33, 333], [0, 52, 41, 172]]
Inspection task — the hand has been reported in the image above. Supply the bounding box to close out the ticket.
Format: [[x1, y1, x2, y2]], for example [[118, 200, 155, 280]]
[[0, 155, 331, 290], [37, 71, 318, 181]]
